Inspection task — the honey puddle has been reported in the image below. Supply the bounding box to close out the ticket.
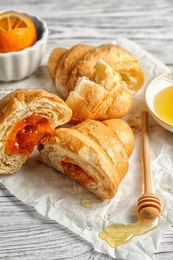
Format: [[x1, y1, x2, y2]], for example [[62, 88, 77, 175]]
[[81, 199, 158, 247], [99, 219, 159, 248]]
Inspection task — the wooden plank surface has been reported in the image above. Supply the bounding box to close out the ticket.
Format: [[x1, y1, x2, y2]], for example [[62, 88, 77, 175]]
[[0, 0, 173, 259]]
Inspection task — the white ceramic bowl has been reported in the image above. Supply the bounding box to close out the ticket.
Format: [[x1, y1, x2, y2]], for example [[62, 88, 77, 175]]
[[145, 71, 173, 133], [0, 11, 48, 81]]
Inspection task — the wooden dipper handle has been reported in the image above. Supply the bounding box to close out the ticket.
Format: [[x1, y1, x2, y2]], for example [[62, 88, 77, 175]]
[[141, 110, 152, 193], [137, 111, 162, 222]]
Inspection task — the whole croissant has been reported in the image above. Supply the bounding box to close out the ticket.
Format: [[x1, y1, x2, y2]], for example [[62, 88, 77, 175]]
[[47, 43, 144, 99], [38, 119, 134, 201]]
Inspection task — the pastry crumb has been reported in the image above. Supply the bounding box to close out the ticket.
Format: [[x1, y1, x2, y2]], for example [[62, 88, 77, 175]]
[[127, 116, 140, 133]]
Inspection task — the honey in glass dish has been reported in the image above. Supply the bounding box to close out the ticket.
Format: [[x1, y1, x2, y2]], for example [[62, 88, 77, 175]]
[[153, 85, 173, 125]]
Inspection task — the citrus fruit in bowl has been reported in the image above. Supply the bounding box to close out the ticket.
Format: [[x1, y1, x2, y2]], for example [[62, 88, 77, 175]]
[[0, 10, 48, 81], [0, 11, 37, 53]]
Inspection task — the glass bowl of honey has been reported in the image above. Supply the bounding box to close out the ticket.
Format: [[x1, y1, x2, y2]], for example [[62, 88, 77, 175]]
[[145, 71, 173, 133]]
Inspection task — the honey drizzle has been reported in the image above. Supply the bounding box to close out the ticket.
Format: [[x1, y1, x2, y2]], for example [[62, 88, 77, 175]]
[[81, 199, 159, 248], [99, 219, 159, 248]]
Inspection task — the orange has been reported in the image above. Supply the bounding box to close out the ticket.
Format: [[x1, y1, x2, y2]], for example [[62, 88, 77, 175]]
[[0, 11, 37, 53]]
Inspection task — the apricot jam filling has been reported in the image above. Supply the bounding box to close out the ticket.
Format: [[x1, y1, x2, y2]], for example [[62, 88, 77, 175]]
[[61, 161, 94, 186], [5, 114, 54, 155]]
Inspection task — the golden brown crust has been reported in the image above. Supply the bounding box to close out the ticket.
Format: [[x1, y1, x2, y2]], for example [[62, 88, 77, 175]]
[[74, 120, 129, 180], [102, 119, 134, 156], [0, 89, 71, 125], [39, 119, 134, 201], [54, 44, 94, 99], [47, 47, 67, 80], [0, 89, 72, 175]]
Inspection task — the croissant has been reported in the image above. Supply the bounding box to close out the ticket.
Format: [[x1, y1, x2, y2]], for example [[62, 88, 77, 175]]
[[0, 89, 72, 175], [65, 60, 133, 124], [47, 43, 144, 99], [38, 119, 134, 201]]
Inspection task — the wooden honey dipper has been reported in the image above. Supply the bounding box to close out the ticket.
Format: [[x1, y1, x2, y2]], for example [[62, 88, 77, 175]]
[[137, 111, 162, 222]]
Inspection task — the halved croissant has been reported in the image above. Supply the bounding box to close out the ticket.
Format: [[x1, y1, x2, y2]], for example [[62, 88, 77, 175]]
[[66, 44, 144, 95], [47, 43, 144, 99], [0, 89, 72, 174], [65, 60, 132, 124], [38, 119, 134, 201]]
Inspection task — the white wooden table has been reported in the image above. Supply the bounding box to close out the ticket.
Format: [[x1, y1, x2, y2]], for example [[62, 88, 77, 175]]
[[0, 0, 173, 259]]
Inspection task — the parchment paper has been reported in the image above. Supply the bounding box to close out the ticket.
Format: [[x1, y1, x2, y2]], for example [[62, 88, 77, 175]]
[[0, 38, 173, 260]]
